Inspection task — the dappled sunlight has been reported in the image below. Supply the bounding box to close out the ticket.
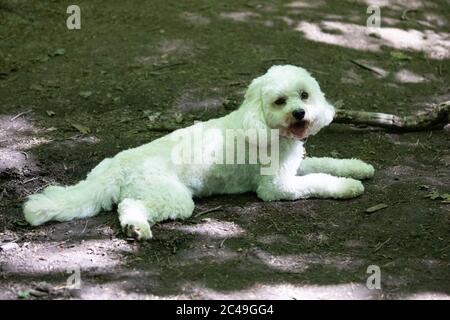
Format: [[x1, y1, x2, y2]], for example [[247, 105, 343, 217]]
[[296, 21, 379, 51], [0, 114, 101, 170], [395, 69, 429, 83], [172, 88, 224, 112], [0, 115, 45, 170], [356, 0, 435, 10], [285, 0, 325, 9], [405, 292, 450, 300], [1, 0, 449, 301], [296, 21, 450, 59], [133, 55, 161, 67], [0, 149, 29, 171], [174, 246, 239, 265], [280, 16, 295, 27], [0, 115, 39, 143], [180, 12, 210, 27], [217, 3, 449, 59], [162, 218, 245, 238], [158, 38, 194, 56], [381, 17, 404, 26], [341, 69, 364, 84], [78, 282, 191, 299], [323, 14, 361, 23], [424, 13, 448, 28], [220, 11, 260, 23], [248, 247, 363, 273], [186, 282, 377, 299], [0, 238, 132, 274], [134, 38, 195, 68]]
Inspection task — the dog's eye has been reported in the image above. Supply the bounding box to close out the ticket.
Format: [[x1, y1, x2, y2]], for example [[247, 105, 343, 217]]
[[274, 97, 286, 106], [300, 91, 309, 100]]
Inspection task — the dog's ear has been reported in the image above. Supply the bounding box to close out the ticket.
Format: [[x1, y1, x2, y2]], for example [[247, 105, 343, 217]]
[[241, 75, 269, 131], [323, 101, 336, 126], [310, 100, 335, 135], [244, 75, 264, 102]]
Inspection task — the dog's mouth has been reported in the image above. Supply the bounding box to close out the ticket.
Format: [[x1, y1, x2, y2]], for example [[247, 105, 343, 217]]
[[287, 120, 309, 139]]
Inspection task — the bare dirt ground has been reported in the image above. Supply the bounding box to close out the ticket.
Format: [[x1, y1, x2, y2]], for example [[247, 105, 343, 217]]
[[0, 0, 449, 299]]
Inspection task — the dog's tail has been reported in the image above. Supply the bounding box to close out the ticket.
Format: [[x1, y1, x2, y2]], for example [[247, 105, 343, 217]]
[[23, 158, 121, 226]]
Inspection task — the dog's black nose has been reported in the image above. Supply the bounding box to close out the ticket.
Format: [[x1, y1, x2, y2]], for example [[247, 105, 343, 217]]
[[292, 109, 305, 120]]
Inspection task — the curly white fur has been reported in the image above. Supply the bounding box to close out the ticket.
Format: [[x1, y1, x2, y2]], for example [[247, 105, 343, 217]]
[[23, 65, 374, 240]]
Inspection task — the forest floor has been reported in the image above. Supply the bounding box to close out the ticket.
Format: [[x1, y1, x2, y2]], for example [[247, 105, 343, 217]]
[[0, 0, 449, 299]]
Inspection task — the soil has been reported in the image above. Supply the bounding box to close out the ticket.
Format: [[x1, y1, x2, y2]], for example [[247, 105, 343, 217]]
[[0, 0, 449, 300]]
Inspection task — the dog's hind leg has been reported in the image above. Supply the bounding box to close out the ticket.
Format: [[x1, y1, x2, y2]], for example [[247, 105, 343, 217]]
[[118, 176, 195, 240], [118, 198, 153, 240], [298, 157, 374, 180]]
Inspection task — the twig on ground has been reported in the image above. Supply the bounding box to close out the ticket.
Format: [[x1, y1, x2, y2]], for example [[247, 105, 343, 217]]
[[81, 220, 89, 234], [350, 60, 385, 76], [193, 205, 223, 218], [11, 110, 32, 121], [45, 239, 70, 249], [401, 9, 419, 21], [32, 183, 52, 194], [270, 218, 281, 232], [22, 177, 38, 184], [152, 62, 187, 72], [374, 237, 392, 252], [220, 238, 227, 248]]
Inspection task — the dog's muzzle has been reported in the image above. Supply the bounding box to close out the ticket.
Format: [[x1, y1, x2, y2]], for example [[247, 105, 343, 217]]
[[292, 109, 305, 120], [285, 108, 309, 139], [288, 120, 309, 139]]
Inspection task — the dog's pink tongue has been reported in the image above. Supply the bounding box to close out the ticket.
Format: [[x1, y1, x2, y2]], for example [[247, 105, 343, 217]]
[[289, 122, 307, 137]]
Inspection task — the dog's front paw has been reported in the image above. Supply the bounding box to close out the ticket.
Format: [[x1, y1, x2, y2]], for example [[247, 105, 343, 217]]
[[348, 160, 375, 180], [122, 221, 153, 241], [332, 178, 365, 199]]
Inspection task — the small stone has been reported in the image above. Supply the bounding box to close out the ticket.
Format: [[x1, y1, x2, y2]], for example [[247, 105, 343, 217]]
[[365, 204, 388, 214], [443, 124, 450, 132]]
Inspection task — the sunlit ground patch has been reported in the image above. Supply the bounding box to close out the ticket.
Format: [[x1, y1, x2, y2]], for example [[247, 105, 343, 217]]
[[162, 218, 245, 238], [395, 69, 430, 83], [285, 0, 325, 9], [0, 238, 132, 274], [247, 247, 363, 273], [296, 21, 450, 59], [186, 282, 378, 299], [220, 11, 260, 23]]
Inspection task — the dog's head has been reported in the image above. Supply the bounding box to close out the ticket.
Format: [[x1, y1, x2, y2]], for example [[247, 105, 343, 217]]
[[242, 65, 335, 139]]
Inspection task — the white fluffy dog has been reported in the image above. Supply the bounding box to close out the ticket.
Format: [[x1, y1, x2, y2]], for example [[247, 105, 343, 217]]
[[24, 65, 374, 240]]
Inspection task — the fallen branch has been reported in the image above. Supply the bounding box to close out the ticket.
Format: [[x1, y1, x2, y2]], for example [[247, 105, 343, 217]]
[[334, 101, 450, 132], [146, 101, 450, 133]]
